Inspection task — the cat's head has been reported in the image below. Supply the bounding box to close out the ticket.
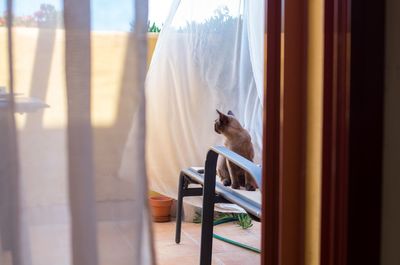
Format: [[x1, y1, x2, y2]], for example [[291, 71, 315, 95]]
[[214, 109, 242, 136]]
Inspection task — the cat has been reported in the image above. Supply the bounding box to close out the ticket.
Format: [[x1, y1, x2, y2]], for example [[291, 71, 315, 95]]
[[214, 109, 258, 191]]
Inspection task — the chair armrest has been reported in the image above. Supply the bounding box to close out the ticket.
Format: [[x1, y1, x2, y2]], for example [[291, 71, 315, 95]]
[[208, 146, 262, 189]]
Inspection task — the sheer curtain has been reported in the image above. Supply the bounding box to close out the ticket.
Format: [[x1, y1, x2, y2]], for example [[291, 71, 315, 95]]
[[132, 0, 264, 202], [0, 0, 154, 264]]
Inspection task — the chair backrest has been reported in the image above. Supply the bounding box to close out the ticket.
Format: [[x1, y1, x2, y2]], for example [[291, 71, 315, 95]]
[[208, 145, 262, 190]]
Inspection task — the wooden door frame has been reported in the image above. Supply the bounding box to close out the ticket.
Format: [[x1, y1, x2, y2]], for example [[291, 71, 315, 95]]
[[262, 0, 282, 263], [320, 0, 385, 264], [263, 0, 385, 264], [262, 0, 308, 264], [320, 0, 351, 263]]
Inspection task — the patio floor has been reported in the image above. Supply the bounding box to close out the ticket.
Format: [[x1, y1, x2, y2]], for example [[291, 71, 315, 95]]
[[154, 220, 261, 265], [1, 219, 260, 265]]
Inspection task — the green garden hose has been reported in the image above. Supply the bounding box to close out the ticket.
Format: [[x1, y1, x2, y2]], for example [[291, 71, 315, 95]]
[[212, 217, 261, 254]]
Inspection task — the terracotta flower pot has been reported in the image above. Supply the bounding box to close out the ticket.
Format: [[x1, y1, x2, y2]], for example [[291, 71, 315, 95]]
[[149, 195, 173, 222]]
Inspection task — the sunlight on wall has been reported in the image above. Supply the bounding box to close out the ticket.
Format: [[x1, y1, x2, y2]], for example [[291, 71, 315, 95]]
[[0, 29, 9, 101], [42, 30, 67, 129], [0, 28, 159, 205], [12, 29, 39, 97], [148, 33, 158, 66], [91, 32, 129, 128], [1, 28, 158, 129], [0, 28, 39, 128]]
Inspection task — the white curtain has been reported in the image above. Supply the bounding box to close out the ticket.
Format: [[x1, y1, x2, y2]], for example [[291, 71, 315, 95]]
[[0, 0, 154, 264], [136, 0, 264, 200]]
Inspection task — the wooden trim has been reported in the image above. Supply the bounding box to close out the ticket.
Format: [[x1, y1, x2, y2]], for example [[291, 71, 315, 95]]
[[262, 0, 308, 264], [280, 0, 308, 263], [320, 0, 351, 263], [262, 0, 282, 263]]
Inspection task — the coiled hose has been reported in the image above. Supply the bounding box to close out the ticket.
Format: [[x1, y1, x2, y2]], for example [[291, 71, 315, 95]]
[[213, 217, 261, 254]]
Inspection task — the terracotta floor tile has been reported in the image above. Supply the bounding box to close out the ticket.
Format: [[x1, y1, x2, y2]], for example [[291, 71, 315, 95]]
[[152, 220, 261, 264], [5, 218, 260, 265], [179, 221, 261, 254], [1, 251, 13, 265], [214, 251, 261, 265], [29, 224, 71, 265], [157, 254, 222, 265], [155, 237, 199, 258], [28, 222, 139, 265], [97, 222, 136, 265]]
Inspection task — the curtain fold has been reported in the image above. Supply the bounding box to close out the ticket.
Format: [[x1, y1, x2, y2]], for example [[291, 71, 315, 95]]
[[126, 0, 264, 207], [0, 0, 153, 264], [64, 0, 99, 264], [0, 1, 26, 264], [246, 0, 265, 102]]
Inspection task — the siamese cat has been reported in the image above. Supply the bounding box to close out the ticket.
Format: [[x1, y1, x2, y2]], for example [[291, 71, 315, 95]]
[[214, 110, 258, 191]]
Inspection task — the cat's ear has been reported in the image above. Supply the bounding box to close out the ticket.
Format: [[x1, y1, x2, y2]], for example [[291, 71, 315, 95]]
[[216, 109, 229, 123], [227, 110, 235, 116]]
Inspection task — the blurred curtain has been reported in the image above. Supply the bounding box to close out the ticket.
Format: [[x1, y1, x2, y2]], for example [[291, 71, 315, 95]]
[[0, 0, 154, 264], [125, 0, 264, 202]]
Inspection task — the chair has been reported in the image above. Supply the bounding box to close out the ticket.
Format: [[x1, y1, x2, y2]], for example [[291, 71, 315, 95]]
[[175, 145, 262, 265]]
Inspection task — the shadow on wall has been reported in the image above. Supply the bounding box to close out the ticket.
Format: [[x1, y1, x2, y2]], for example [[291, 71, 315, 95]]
[[0, 28, 157, 208]]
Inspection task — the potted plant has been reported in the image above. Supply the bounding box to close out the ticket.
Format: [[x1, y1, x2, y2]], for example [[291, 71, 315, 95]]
[[149, 195, 173, 222]]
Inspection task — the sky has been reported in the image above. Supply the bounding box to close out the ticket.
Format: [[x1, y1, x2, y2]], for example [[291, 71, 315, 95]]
[[0, 0, 173, 31]]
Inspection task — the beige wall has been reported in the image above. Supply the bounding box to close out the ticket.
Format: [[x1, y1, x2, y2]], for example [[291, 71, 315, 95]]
[[381, 0, 400, 263], [147, 33, 158, 66], [0, 28, 158, 207]]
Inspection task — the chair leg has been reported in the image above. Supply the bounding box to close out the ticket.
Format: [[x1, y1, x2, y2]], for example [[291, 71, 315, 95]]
[[200, 151, 218, 265], [175, 172, 185, 244]]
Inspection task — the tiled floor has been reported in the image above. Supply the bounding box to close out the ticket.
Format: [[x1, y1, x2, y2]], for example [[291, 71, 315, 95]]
[[1, 220, 260, 265], [154, 221, 261, 265]]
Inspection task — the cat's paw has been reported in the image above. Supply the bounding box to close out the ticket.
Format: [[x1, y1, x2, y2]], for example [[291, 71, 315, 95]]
[[231, 183, 240, 189], [245, 183, 256, 191], [222, 179, 231, 186], [239, 175, 246, 187]]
